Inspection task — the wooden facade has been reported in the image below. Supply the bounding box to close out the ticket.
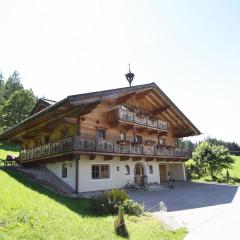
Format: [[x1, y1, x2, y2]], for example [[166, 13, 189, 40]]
[[0, 83, 200, 164]]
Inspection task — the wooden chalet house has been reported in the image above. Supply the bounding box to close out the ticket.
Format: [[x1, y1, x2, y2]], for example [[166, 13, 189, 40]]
[[0, 82, 200, 193]]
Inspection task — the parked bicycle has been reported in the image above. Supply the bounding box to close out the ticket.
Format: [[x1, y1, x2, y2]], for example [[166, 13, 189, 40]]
[[124, 178, 149, 190], [124, 180, 136, 190], [168, 178, 175, 189], [143, 175, 149, 190]]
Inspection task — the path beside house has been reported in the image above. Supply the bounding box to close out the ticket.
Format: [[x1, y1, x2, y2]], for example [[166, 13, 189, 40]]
[[128, 182, 240, 239], [184, 186, 240, 240]]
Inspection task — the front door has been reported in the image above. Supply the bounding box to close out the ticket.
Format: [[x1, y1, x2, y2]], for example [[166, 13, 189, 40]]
[[134, 163, 144, 186], [159, 165, 167, 183]]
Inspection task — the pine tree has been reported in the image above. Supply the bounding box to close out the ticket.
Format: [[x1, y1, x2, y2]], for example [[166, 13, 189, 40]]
[[4, 70, 23, 99]]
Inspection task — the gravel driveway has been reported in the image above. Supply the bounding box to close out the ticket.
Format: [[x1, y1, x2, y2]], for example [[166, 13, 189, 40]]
[[128, 182, 240, 239]]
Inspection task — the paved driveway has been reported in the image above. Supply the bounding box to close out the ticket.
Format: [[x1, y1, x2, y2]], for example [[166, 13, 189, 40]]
[[128, 182, 240, 239]]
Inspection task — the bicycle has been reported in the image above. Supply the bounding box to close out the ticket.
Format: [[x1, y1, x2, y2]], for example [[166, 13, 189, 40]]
[[143, 181, 149, 190], [124, 180, 136, 190], [168, 178, 175, 189]]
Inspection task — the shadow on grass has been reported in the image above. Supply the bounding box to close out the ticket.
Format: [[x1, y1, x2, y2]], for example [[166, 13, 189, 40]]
[[231, 177, 240, 183], [1, 167, 103, 218]]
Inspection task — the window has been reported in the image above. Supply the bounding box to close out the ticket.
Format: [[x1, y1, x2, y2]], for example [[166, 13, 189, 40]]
[[44, 136, 50, 144], [120, 132, 127, 141], [159, 138, 165, 146], [92, 164, 110, 179], [61, 162, 68, 178], [134, 135, 142, 144], [125, 165, 130, 175], [149, 165, 154, 174], [96, 129, 106, 139]]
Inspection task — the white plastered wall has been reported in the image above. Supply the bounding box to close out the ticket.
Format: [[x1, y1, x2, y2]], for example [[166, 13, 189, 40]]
[[168, 162, 186, 181], [44, 157, 186, 193], [45, 160, 76, 189], [78, 155, 160, 193]]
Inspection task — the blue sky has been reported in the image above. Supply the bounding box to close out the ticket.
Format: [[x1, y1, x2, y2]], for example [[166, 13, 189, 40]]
[[0, 0, 240, 143]]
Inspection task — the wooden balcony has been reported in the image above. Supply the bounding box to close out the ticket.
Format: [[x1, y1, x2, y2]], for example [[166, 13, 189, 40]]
[[118, 108, 168, 131], [20, 136, 192, 162]]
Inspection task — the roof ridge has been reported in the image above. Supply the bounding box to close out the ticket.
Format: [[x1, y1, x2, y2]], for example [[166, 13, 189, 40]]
[[67, 82, 156, 100]]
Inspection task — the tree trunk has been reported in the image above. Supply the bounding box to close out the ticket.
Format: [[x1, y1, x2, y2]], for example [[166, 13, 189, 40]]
[[210, 167, 214, 180]]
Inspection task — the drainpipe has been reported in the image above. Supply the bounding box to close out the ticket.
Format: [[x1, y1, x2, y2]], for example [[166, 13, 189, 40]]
[[75, 158, 79, 193]]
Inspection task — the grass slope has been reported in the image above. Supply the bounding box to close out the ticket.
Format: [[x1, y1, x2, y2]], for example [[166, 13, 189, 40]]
[[0, 143, 19, 160], [223, 156, 240, 178], [0, 169, 186, 240]]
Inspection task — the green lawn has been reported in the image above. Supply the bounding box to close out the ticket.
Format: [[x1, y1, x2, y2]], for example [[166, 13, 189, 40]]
[[0, 168, 186, 240], [223, 155, 240, 179], [0, 143, 19, 160]]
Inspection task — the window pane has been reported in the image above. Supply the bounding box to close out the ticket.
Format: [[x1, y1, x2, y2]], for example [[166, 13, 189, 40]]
[[96, 130, 106, 139], [62, 163, 68, 178], [92, 164, 109, 179], [92, 165, 100, 179], [101, 165, 109, 178], [149, 165, 153, 174]]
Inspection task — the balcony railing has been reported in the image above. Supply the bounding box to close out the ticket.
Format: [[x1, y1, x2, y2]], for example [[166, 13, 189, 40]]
[[20, 136, 192, 161], [118, 109, 168, 131]]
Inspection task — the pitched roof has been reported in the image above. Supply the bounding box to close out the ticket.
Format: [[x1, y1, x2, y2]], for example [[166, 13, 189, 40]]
[[30, 98, 57, 116], [0, 82, 201, 141]]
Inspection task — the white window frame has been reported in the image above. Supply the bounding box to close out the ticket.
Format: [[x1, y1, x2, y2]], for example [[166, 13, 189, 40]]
[[91, 163, 111, 180]]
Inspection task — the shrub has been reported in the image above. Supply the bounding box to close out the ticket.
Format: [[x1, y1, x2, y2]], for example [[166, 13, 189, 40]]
[[93, 189, 129, 215], [121, 199, 144, 216]]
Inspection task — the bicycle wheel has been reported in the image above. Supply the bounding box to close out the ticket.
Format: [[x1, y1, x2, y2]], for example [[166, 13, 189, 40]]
[[144, 183, 149, 190]]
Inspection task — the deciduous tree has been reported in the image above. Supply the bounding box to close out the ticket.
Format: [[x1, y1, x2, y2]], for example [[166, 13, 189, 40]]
[[192, 142, 234, 180]]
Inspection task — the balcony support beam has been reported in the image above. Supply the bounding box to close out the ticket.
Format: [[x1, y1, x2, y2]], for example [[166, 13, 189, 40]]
[[145, 157, 154, 162], [104, 155, 113, 161], [89, 155, 96, 160], [120, 156, 129, 161], [132, 157, 142, 161]]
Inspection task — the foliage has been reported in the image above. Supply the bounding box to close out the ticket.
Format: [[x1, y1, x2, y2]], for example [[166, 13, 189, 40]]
[[0, 70, 37, 131], [0, 89, 36, 130], [0, 169, 187, 240], [93, 189, 129, 215], [179, 137, 240, 156], [185, 159, 206, 180], [192, 142, 234, 180], [114, 206, 128, 237], [191, 155, 240, 185], [0, 72, 5, 106], [177, 139, 196, 149], [121, 199, 144, 216], [4, 71, 23, 100]]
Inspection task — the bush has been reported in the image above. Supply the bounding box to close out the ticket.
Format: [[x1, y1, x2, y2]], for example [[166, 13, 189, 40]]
[[121, 199, 144, 216], [93, 189, 129, 215]]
